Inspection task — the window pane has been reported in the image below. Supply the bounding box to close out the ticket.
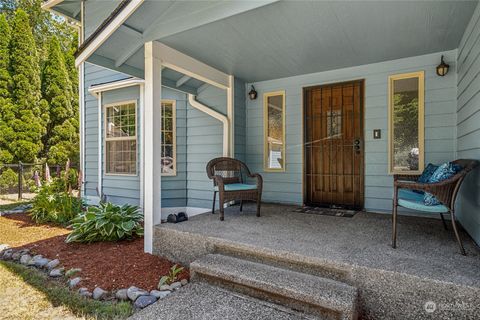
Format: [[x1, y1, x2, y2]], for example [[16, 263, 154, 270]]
[[265, 93, 284, 170], [105, 102, 137, 175], [106, 103, 136, 138], [161, 102, 175, 175], [105, 140, 136, 174], [391, 76, 420, 172]]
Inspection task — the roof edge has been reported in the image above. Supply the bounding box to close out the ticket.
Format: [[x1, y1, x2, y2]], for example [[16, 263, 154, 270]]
[[75, 0, 133, 59]]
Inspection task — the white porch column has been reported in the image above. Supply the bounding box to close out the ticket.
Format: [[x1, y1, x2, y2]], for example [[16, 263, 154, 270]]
[[143, 41, 162, 253]]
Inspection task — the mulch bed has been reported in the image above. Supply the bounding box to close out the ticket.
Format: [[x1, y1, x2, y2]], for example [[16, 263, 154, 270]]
[[2, 213, 189, 291]]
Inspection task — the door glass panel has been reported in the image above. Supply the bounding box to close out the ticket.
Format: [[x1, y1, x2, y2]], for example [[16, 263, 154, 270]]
[[389, 73, 424, 173], [264, 92, 285, 170]]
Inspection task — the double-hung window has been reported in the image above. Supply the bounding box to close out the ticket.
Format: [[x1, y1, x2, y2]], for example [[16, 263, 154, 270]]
[[388, 71, 425, 174], [161, 100, 176, 176], [105, 101, 137, 175]]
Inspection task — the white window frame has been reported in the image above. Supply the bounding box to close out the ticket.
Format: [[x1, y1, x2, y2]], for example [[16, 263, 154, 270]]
[[104, 99, 138, 176], [161, 99, 177, 176]]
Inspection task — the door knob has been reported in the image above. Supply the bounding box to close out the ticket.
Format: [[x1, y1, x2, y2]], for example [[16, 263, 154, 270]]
[[354, 139, 361, 151]]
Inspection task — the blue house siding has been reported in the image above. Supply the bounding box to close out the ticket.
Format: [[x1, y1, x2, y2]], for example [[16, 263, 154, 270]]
[[186, 86, 227, 209], [161, 90, 188, 208], [101, 86, 141, 205], [234, 79, 247, 162], [83, 63, 129, 200], [245, 50, 458, 212], [456, 5, 480, 245]]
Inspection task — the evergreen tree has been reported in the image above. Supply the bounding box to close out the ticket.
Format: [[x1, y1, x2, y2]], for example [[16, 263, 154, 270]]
[[9, 9, 48, 163], [0, 13, 15, 163], [42, 35, 78, 164]]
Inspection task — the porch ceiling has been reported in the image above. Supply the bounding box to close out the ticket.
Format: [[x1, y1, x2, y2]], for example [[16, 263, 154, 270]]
[[86, 0, 477, 82]]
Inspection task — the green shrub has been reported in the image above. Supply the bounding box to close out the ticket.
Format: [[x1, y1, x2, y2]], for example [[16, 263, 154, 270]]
[[30, 180, 83, 224], [66, 202, 143, 243], [0, 168, 18, 193], [158, 264, 184, 287]]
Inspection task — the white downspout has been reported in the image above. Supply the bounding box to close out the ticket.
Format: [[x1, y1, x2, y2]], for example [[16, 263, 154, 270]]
[[188, 94, 229, 157]]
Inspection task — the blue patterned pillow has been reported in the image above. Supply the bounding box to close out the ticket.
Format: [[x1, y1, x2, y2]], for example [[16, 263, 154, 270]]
[[418, 163, 438, 183], [423, 162, 462, 206]]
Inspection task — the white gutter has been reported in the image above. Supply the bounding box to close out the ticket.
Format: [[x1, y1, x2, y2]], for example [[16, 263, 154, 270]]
[[188, 94, 229, 157]]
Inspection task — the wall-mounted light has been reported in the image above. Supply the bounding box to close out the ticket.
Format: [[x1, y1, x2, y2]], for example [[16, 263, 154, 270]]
[[436, 55, 449, 77], [248, 85, 258, 100]]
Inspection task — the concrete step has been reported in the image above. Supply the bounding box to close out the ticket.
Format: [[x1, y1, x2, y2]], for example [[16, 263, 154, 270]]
[[214, 241, 354, 283], [191, 254, 358, 320]]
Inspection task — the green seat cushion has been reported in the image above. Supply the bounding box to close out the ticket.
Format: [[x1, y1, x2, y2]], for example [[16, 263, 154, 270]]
[[214, 183, 257, 192], [397, 189, 448, 213]]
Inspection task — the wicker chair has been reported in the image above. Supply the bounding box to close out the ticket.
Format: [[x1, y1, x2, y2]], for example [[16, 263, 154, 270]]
[[392, 159, 479, 255], [206, 157, 263, 221]]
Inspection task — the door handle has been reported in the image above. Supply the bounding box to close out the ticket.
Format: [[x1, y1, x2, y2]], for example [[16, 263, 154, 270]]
[[354, 139, 361, 151]]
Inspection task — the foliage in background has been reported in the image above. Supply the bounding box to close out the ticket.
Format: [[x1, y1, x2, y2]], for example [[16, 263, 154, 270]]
[[393, 93, 419, 169], [42, 36, 79, 164], [30, 179, 83, 224], [158, 265, 184, 287], [0, 1, 78, 165], [30, 167, 82, 224], [0, 168, 17, 193], [0, 14, 14, 164], [66, 203, 144, 243], [7, 9, 48, 163]]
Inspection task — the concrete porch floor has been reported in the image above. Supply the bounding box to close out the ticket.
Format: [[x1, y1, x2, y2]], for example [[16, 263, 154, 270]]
[[156, 203, 480, 287], [153, 203, 480, 319]]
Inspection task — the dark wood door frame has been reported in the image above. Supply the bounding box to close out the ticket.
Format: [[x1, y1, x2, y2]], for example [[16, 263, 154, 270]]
[[302, 80, 365, 210]]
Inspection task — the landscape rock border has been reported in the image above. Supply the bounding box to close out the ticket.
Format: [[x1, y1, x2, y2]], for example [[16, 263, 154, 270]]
[[0, 244, 189, 309]]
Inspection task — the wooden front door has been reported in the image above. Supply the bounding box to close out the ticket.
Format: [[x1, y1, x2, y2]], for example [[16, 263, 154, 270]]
[[304, 80, 364, 209]]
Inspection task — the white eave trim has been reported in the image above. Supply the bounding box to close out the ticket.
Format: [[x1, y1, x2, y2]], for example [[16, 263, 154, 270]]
[[41, 0, 81, 25], [88, 78, 145, 97], [41, 0, 64, 10], [75, 0, 144, 67]]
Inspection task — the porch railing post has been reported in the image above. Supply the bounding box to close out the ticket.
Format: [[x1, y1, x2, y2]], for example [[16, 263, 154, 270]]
[[18, 161, 23, 200]]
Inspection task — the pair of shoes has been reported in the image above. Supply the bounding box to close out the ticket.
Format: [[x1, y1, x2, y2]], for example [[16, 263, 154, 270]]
[[167, 212, 188, 223]]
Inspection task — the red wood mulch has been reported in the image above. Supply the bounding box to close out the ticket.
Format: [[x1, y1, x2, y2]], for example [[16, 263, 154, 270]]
[[6, 214, 188, 291]]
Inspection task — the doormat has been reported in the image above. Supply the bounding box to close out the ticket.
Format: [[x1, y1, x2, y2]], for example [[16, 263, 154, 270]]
[[293, 206, 359, 218]]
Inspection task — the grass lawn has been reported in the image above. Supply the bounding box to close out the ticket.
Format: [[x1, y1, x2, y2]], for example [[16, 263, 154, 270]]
[[0, 261, 132, 319]]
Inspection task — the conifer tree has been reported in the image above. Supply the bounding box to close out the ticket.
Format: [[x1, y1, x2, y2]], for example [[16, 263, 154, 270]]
[[9, 9, 48, 163], [0, 14, 15, 163], [42, 36, 78, 164]]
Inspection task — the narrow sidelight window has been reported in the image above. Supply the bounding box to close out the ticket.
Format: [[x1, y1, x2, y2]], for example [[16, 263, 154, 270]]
[[105, 101, 137, 175], [388, 71, 424, 174], [161, 100, 176, 176], [264, 91, 286, 171]]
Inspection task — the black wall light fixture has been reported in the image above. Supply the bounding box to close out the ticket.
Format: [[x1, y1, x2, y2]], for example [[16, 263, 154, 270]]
[[248, 85, 258, 100], [436, 55, 449, 77]]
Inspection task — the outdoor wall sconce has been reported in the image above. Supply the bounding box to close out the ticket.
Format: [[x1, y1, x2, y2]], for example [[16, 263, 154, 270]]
[[248, 85, 258, 100], [436, 55, 449, 77]]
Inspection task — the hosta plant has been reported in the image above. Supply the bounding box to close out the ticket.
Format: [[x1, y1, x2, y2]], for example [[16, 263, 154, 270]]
[[66, 202, 144, 243]]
